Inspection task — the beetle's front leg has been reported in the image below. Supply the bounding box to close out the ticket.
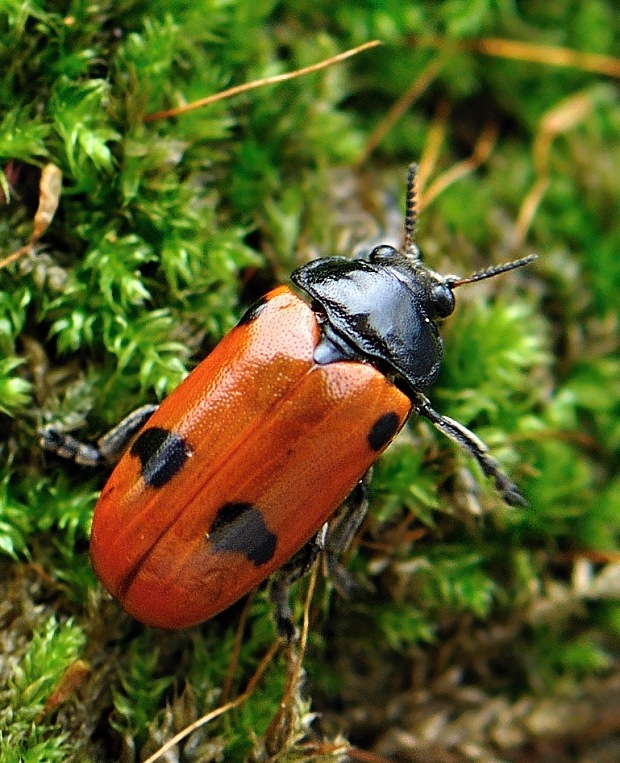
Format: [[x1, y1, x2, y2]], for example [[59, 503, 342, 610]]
[[39, 404, 159, 467], [412, 393, 526, 507]]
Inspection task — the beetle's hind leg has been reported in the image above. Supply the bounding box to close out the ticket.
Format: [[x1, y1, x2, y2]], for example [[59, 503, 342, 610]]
[[412, 393, 526, 507], [39, 404, 158, 467], [270, 473, 371, 640], [323, 473, 371, 597], [270, 524, 328, 641]]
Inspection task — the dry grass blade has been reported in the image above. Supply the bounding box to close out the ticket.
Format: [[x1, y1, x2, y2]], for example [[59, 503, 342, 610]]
[[145, 40, 382, 122], [414, 35, 620, 78], [0, 163, 62, 270]]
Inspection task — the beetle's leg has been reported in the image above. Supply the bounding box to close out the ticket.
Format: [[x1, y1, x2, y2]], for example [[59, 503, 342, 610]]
[[270, 474, 372, 639], [270, 524, 328, 641], [411, 393, 526, 506], [39, 404, 159, 467], [324, 473, 371, 597]]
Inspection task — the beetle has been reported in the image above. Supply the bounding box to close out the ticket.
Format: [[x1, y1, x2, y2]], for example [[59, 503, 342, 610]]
[[41, 163, 536, 633]]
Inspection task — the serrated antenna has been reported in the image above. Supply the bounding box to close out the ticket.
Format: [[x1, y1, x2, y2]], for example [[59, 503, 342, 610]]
[[402, 162, 418, 259], [446, 253, 538, 288]]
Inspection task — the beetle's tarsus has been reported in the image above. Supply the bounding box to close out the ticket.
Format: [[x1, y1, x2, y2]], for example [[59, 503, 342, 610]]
[[39, 427, 106, 467], [413, 395, 526, 507], [270, 577, 299, 642], [39, 403, 159, 468]]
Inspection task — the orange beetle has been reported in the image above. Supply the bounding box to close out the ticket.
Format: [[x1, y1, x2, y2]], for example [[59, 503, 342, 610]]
[[42, 165, 535, 631]]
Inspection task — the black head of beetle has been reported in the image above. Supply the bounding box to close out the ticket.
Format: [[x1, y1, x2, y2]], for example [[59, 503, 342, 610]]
[[292, 163, 536, 507], [292, 163, 536, 396]]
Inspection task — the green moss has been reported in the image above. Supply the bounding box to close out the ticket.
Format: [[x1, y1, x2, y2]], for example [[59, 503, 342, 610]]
[[0, 0, 618, 760], [0, 618, 86, 762]]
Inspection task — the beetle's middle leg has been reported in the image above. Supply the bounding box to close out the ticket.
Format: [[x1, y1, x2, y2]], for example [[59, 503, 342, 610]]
[[39, 404, 159, 467]]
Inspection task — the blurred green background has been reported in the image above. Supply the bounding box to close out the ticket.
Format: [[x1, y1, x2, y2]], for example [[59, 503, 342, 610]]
[[0, 2, 618, 761]]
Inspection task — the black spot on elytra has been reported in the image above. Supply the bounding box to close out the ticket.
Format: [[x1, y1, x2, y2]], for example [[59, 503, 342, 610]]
[[130, 427, 191, 488], [367, 412, 401, 452], [210, 502, 277, 566], [237, 294, 269, 326]]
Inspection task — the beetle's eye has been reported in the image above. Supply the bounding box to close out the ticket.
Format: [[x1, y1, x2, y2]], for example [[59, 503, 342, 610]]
[[369, 245, 398, 263], [432, 284, 455, 318]]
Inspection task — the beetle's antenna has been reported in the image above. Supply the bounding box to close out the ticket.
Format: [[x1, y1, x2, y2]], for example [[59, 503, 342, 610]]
[[402, 162, 419, 259], [446, 253, 538, 288]]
